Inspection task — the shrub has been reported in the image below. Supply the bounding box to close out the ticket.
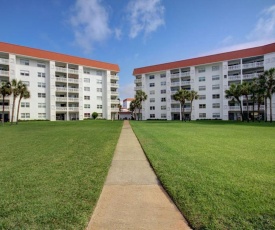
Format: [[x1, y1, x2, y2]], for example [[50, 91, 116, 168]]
[[92, 112, 98, 119]]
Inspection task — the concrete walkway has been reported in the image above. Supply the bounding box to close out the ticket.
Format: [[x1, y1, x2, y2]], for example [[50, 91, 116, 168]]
[[87, 120, 191, 230]]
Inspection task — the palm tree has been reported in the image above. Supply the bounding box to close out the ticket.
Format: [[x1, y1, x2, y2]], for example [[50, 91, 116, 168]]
[[10, 79, 23, 125], [135, 90, 147, 121], [225, 83, 244, 121], [187, 90, 198, 121], [0, 81, 11, 125], [16, 84, 30, 124], [258, 73, 269, 122], [173, 89, 190, 122], [129, 99, 138, 120], [250, 79, 258, 122], [263, 68, 275, 122], [241, 81, 251, 122]]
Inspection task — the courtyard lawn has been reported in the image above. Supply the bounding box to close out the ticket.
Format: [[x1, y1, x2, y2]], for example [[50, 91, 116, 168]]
[[0, 120, 122, 229], [131, 120, 275, 230]]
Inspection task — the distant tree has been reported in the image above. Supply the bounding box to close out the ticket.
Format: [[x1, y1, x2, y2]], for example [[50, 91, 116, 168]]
[[173, 89, 190, 122], [264, 68, 275, 122], [129, 99, 138, 120], [241, 81, 251, 122], [135, 90, 147, 121], [10, 79, 23, 125], [92, 112, 98, 119], [0, 81, 11, 125], [187, 90, 198, 121], [16, 84, 30, 124]]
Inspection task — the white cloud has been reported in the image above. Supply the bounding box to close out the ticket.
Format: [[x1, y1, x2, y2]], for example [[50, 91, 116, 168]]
[[114, 28, 122, 40], [127, 0, 165, 38], [70, 0, 111, 53], [247, 4, 275, 41]]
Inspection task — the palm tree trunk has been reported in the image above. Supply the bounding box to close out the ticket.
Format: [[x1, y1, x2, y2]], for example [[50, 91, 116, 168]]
[[16, 97, 22, 125], [11, 97, 16, 125], [138, 107, 141, 121], [270, 97, 272, 123], [252, 96, 255, 122], [264, 97, 267, 122], [246, 95, 249, 122], [257, 102, 261, 122], [237, 99, 244, 121], [2, 96, 5, 125]]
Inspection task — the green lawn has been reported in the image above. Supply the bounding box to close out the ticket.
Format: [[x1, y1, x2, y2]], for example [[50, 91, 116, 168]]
[[131, 120, 275, 230], [0, 120, 122, 229]]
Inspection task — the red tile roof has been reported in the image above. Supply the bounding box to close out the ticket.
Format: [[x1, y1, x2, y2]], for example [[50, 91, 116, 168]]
[[0, 42, 119, 72], [133, 43, 275, 75], [123, 98, 135, 102]]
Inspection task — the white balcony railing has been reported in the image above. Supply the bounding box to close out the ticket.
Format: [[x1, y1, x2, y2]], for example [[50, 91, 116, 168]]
[[56, 107, 67, 111], [171, 82, 180, 86], [229, 105, 264, 111], [171, 90, 178, 95], [170, 73, 180, 79], [0, 58, 9, 64], [171, 108, 191, 112], [242, 73, 262, 80], [111, 108, 119, 112], [228, 64, 241, 71], [1, 106, 10, 111], [110, 91, 119, 95], [228, 75, 241, 81], [55, 77, 67, 82], [181, 81, 191, 86], [55, 67, 67, 73], [181, 72, 190, 77], [110, 75, 119, 80], [68, 69, 79, 74], [68, 97, 79, 102], [111, 83, 119, 87], [228, 106, 240, 111], [134, 86, 142, 91], [242, 61, 264, 69], [68, 88, 79, 92], [0, 70, 9, 76], [68, 107, 79, 111], [171, 100, 180, 103], [56, 97, 67, 101], [56, 87, 67, 92], [68, 78, 79, 83], [110, 100, 119, 104], [134, 79, 142, 83]]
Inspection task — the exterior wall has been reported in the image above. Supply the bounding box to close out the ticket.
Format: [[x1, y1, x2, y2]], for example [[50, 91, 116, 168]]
[[0, 51, 119, 121], [134, 51, 275, 121]]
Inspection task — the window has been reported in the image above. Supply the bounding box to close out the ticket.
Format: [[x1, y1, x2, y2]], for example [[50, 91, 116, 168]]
[[97, 96, 102, 100], [199, 76, 205, 82], [38, 103, 46, 108], [38, 93, 46, 98], [150, 114, 155, 118], [212, 65, 219, 71], [161, 105, 166, 110], [84, 104, 90, 108], [212, 75, 220, 81], [199, 113, 206, 118], [21, 113, 30, 118], [84, 78, 90, 83], [96, 70, 103, 76], [198, 67, 205, 73], [161, 113, 166, 118], [84, 87, 90, 91], [20, 70, 29, 76], [84, 113, 90, 118], [84, 69, 91, 74], [97, 105, 102, 109], [150, 106, 155, 110], [199, 95, 206, 100], [38, 72, 45, 78], [38, 113, 46, 119], [150, 98, 155, 102], [161, 89, 166, 94], [160, 74, 166, 78], [212, 84, 220, 90], [212, 94, 220, 99], [161, 97, 166, 102], [213, 113, 220, 118], [84, 96, 90, 100], [149, 75, 155, 79], [22, 81, 30, 86], [212, 103, 220, 108], [38, 82, 46, 88], [21, 102, 30, 108], [20, 59, 29, 65], [161, 81, 166, 86], [199, 86, 206, 91], [199, 104, 206, 109], [97, 88, 102, 92], [149, 83, 155, 87], [150, 90, 155, 95], [97, 79, 102, 84], [37, 62, 46, 68]]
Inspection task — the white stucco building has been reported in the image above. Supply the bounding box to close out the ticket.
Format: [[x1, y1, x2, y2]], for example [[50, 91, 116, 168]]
[[0, 42, 119, 121], [133, 43, 275, 121]]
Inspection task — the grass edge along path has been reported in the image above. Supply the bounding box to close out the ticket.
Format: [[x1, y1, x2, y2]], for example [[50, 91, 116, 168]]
[[130, 120, 275, 230], [0, 120, 123, 229]]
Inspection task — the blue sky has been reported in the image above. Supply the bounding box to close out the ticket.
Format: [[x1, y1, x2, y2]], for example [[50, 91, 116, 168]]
[[1, 0, 275, 100]]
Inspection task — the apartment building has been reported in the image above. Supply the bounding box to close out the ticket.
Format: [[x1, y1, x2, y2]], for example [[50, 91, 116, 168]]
[[133, 43, 275, 121], [0, 42, 119, 121]]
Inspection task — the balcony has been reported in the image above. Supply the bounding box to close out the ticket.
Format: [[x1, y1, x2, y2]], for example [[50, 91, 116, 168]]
[[68, 69, 79, 74], [170, 73, 180, 79], [0, 70, 9, 76], [110, 91, 119, 95], [171, 100, 180, 103], [56, 97, 67, 102], [228, 105, 264, 111], [56, 87, 67, 92], [171, 108, 191, 112], [110, 75, 119, 80], [171, 90, 178, 95], [228, 75, 241, 81], [228, 64, 241, 71], [111, 100, 119, 104], [56, 77, 67, 82], [56, 107, 67, 111], [0, 58, 9, 64], [170, 82, 180, 86], [111, 83, 119, 87], [134, 79, 142, 83], [181, 72, 190, 77], [181, 81, 191, 86], [55, 67, 67, 73], [242, 73, 262, 80], [68, 97, 79, 102], [68, 88, 79, 92], [68, 107, 79, 111], [1, 106, 9, 111], [68, 78, 79, 83], [134, 86, 142, 91], [111, 108, 119, 112], [242, 61, 264, 69]]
